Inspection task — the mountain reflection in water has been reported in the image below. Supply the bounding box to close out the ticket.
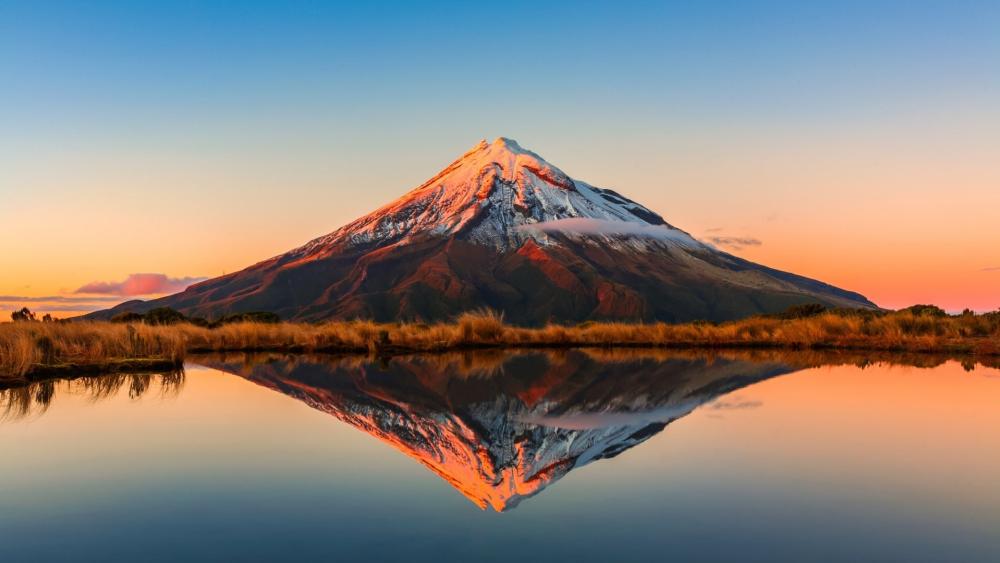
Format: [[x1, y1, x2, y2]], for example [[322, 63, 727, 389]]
[[192, 348, 1000, 512], [5, 350, 997, 512], [191, 349, 788, 511]]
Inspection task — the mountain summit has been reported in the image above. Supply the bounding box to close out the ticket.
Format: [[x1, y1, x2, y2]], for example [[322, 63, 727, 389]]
[[89, 137, 875, 324], [300, 136, 683, 252]]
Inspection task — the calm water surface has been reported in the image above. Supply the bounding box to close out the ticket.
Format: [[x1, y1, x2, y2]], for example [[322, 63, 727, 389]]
[[1, 350, 999, 562]]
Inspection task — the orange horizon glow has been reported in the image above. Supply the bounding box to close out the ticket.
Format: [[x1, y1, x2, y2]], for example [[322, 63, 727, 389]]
[[6, 127, 998, 318], [3, 2, 997, 319], [4, 168, 998, 319]]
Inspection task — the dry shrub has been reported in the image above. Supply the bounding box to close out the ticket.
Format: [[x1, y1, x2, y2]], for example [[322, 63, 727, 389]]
[[456, 309, 506, 343]]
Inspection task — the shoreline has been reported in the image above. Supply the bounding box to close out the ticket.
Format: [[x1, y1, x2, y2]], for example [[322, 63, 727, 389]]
[[0, 358, 182, 389], [4, 339, 999, 388], [3, 310, 999, 383], [4, 343, 998, 393]]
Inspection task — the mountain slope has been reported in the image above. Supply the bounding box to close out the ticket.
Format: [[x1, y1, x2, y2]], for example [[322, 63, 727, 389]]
[[88, 137, 876, 324]]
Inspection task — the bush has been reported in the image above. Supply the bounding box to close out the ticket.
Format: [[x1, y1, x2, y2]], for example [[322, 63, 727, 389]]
[[457, 309, 505, 342], [901, 304, 948, 318], [212, 312, 281, 327], [828, 307, 885, 319], [142, 307, 189, 325], [111, 312, 145, 323], [776, 303, 827, 320], [983, 310, 1000, 323], [11, 307, 37, 322], [110, 308, 279, 328]]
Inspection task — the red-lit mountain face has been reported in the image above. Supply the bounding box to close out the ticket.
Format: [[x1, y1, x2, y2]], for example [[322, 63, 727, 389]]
[[89, 138, 875, 324]]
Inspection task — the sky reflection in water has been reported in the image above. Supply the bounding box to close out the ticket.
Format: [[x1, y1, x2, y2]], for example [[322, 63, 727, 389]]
[[1, 350, 999, 562]]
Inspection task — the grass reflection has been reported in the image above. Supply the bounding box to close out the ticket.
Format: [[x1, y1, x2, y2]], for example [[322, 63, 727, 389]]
[[1, 370, 185, 421]]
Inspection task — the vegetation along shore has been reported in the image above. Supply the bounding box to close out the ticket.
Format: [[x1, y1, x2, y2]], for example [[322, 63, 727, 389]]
[[2, 304, 999, 384]]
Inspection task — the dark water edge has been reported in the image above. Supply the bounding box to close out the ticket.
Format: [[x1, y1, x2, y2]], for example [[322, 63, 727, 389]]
[[0, 358, 181, 390]]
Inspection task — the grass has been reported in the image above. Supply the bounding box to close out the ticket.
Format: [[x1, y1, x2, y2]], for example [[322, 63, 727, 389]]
[[2, 308, 1000, 381]]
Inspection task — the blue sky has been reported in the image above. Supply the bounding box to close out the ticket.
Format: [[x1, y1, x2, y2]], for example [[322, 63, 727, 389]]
[[5, 1, 996, 142], [1, 0, 998, 312]]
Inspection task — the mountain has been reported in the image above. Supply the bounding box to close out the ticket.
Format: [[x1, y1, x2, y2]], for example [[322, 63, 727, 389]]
[[198, 350, 796, 511], [88, 137, 875, 324]]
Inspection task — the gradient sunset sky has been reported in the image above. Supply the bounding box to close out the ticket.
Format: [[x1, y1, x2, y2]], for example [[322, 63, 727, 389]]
[[2, 0, 998, 316]]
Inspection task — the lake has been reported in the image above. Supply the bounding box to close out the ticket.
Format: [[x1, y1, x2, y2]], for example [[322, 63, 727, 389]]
[[2, 350, 999, 562]]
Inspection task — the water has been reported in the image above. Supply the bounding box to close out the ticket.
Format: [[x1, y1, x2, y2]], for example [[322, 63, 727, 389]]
[[1, 350, 999, 562]]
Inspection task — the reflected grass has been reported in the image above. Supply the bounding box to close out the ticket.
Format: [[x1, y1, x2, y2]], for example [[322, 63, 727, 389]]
[[0, 371, 185, 421], [193, 347, 1000, 382]]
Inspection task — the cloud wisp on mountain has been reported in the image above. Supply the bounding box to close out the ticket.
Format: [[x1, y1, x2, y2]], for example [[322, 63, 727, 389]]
[[516, 218, 701, 246]]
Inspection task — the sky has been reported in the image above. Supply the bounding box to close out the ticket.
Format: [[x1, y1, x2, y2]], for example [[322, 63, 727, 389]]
[[1, 0, 998, 317]]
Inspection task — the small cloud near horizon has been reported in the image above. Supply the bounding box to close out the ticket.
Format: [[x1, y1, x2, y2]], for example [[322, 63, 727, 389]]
[[982, 266, 1000, 272], [74, 273, 207, 296], [1, 302, 109, 313], [0, 295, 124, 315], [0, 295, 123, 304], [703, 235, 763, 251]]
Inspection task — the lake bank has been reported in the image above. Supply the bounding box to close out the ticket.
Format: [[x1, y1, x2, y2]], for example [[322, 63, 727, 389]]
[[2, 310, 999, 382]]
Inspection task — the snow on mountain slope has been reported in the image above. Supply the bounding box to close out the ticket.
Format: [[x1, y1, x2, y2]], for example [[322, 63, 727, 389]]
[[293, 137, 702, 254]]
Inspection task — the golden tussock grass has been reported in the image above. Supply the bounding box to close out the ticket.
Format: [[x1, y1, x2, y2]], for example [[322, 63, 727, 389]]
[[0, 321, 185, 380], [2, 309, 999, 380]]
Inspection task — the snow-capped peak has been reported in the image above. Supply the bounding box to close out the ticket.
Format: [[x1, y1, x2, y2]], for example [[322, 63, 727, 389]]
[[465, 136, 574, 189], [297, 137, 705, 253]]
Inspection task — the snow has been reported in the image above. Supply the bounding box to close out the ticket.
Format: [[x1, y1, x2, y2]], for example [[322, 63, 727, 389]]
[[293, 137, 704, 254], [515, 218, 705, 249]]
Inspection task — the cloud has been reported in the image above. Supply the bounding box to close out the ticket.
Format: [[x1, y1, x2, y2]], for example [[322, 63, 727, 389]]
[[518, 400, 705, 429], [74, 273, 206, 296], [0, 295, 123, 303], [516, 218, 702, 247], [0, 295, 122, 314], [704, 398, 763, 410], [0, 302, 110, 313], [703, 235, 763, 251], [1, 275, 203, 316], [982, 266, 1000, 272]]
